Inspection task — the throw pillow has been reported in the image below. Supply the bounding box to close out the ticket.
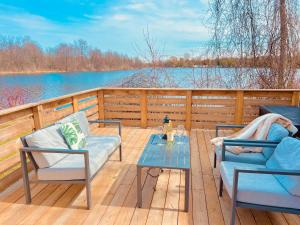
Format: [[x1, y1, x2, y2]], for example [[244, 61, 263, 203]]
[[60, 118, 86, 150]]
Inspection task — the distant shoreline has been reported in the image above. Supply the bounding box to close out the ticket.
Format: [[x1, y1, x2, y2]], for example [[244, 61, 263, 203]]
[[0, 68, 143, 76], [1, 66, 299, 76], [0, 70, 67, 75]]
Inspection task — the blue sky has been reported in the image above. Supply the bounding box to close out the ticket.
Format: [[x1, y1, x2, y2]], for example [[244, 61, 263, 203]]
[[0, 0, 210, 57]]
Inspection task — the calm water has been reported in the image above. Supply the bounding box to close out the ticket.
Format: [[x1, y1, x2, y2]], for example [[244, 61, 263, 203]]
[[0, 67, 299, 109]]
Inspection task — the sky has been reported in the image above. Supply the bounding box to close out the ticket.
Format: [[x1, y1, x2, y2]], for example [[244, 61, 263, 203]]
[[0, 0, 210, 57]]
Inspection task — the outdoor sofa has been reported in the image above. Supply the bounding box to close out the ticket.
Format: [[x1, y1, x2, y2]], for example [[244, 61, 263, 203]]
[[20, 111, 122, 209], [213, 123, 290, 167], [219, 137, 300, 225]]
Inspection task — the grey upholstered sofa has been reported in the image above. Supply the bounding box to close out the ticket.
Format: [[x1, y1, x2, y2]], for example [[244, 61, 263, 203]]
[[20, 111, 121, 209], [219, 137, 300, 225]]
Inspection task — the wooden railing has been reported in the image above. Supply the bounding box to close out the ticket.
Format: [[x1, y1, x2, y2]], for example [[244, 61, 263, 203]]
[[0, 87, 299, 190]]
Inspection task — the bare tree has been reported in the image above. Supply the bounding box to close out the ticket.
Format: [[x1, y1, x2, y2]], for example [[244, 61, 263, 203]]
[[129, 27, 178, 88], [208, 0, 300, 88], [0, 36, 144, 73]]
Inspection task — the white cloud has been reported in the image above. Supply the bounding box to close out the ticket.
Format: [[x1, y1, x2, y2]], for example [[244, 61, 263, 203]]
[[111, 14, 131, 21], [0, 0, 211, 56], [126, 3, 147, 11]]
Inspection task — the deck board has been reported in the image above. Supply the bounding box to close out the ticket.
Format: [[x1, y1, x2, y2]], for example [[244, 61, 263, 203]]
[[0, 127, 299, 225]]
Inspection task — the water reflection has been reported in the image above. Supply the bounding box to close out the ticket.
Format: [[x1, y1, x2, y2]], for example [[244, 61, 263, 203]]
[[0, 68, 299, 109]]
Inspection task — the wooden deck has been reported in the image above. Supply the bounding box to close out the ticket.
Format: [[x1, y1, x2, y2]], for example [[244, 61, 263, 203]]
[[0, 127, 299, 225]]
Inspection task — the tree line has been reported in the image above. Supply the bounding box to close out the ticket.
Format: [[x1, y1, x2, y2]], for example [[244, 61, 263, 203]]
[[162, 55, 300, 68], [0, 36, 144, 73]]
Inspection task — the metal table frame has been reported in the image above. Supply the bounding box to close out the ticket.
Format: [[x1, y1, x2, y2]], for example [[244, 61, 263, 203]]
[[136, 134, 190, 212]]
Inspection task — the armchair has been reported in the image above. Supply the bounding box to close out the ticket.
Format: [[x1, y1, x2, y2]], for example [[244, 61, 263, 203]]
[[219, 138, 300, 225]]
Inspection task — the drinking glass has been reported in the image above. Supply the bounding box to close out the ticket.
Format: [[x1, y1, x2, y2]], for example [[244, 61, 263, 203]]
[[176, 125, 185, 144], [156, 126, 165, 145]]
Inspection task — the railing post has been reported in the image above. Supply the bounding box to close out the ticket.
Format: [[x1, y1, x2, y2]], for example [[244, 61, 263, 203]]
[[72, 96, 79, 112], [291, 91, 300, 106], [185, 90, 192, 130], [32, 105, 44, 129], [97, 90, 105, 127], [234, 91, 244, 124], [141, 90, 148, 128]]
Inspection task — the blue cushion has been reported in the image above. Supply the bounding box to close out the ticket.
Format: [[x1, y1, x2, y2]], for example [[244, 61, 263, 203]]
[[220, 161, 300, 209], [216, 146, 266, 165], [263, 123, 289, 159], [266, 137, 300, 196]]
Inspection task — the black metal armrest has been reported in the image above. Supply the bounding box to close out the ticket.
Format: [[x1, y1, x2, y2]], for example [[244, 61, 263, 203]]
[[20, 147, 88, 154], [223, 139, 279, 148], [216, 124, 246, 137], [89, 119, 121, 124], [235, 168, 300, 176], [221, 139, 279, 161], [89, 119, 121, 136]]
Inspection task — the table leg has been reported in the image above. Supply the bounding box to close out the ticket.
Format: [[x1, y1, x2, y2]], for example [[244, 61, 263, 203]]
[[137, 165, 142, 208], [185, 169, 190, 212]]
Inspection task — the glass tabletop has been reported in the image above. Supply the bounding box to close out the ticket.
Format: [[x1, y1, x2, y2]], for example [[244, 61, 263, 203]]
[[137, 134, 190, 169]]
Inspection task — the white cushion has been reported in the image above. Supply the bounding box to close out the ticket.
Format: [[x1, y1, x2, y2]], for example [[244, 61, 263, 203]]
[[57, 111, 90, 136], [37, 144, 108, 180], [86, 135, 121, 156], [220, 161, 300, 209], [25, 124, 68, 168]]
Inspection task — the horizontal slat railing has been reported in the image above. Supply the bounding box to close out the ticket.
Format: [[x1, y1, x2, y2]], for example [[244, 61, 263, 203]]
[[0, 87, 299, 190]]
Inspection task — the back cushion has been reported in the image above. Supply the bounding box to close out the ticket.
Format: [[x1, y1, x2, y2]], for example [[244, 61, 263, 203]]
[[266, 137, 300, 196], [263, 123, 289, 159], [25, 124, 68, 168], [57, 111, 90, 136]]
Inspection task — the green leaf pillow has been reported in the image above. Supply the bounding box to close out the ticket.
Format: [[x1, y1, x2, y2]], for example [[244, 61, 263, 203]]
[[60, 118, 87, 150]]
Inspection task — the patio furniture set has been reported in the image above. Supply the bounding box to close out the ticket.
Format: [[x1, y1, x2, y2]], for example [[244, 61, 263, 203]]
[[19, 110, 300, 225]]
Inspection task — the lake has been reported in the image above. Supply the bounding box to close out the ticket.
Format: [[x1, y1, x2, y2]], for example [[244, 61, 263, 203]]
[[0, 67, 299, 109]]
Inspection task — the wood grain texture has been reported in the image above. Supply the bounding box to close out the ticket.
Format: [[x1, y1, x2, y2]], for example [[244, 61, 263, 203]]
[[0, 88, 298, 190], [0, 128, 298, 225]]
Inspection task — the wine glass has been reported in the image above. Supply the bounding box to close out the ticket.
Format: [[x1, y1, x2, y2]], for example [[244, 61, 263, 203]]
[[176, 125, 185, 144], [156, 126, 165, 145]]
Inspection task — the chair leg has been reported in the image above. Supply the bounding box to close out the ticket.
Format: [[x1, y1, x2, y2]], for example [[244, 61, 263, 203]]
[[84, 153, 92, 209], [219, 177, 223, 197], [213, 152, 217, 168], [230, 205, 236, 225], [86, 180, 92, 209], [119, 145, 122, 161], [20, 151, 31, 204]]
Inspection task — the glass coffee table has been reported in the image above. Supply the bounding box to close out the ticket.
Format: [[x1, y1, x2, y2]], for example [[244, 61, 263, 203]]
[[137, 134, 190, 211]]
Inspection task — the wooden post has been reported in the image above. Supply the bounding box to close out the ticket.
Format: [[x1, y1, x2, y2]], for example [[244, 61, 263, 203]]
[[32, 105, 44, 129], [234, 91, 244, 124], [141, 90, 148, 128], [185, 90, 192, 130], [97, 90, 105, 127], [72, 96, 79, 112], [291, 91, 300, 106]]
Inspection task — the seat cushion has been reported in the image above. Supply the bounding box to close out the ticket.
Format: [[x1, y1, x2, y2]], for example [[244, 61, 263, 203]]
[[263, 123, 289, 159], [220, 161, 300, 209], [216, 145, 266, 165], [266, 137, 300, 196], [37, 144, 108, 180], [57, 111, 90, 136], [25, 124, 68, 168], [86, 135, 121, 156]]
